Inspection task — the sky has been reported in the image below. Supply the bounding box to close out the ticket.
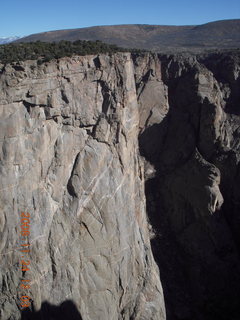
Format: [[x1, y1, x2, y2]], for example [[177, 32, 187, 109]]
[[1, 0, 240, 37]]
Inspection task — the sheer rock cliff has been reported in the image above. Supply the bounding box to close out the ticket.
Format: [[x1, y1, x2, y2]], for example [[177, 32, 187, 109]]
[[0, 53, 165, 320], [0, 50, 240, 320]]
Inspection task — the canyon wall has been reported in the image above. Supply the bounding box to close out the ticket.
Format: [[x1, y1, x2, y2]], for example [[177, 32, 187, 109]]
[[0, 54, 165, 320], [136, 51, 240, 320], [0, 50, 240, 320]]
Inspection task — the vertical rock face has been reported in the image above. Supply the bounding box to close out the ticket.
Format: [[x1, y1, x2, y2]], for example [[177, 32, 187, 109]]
[[0, 54, 165, 320], [1, 50, 240, 320], [137, 51, 240, 320]]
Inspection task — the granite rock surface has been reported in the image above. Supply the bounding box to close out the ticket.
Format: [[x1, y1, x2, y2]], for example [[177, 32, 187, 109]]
[[138, 51, 240, 320], [0, 53, 165, 320], [0, 50, 240, 320]]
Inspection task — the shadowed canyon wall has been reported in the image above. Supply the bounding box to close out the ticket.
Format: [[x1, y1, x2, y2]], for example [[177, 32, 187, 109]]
[[136, 51, 240, 320]]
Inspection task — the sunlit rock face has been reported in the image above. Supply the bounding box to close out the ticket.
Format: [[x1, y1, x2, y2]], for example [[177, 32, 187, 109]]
[[0, 50, 240, 320], [0, 53, 165, 320]]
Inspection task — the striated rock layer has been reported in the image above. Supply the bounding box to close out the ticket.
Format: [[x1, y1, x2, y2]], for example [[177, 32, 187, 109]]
[[0, 54, 165, 320], [0, 50, 240, 320]]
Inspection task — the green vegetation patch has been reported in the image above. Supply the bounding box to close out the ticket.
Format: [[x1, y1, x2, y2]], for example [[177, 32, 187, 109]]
[[0, 40, 146, 64]]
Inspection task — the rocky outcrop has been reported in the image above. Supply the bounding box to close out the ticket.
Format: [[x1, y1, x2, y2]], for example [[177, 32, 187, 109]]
[[0, 54, 165, 320], [137, 51, 240, 320], [0, 50, 240, 320]]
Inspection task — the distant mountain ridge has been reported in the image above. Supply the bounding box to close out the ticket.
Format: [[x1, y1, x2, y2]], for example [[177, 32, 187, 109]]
[[0, 36, 21, 44], [16, 19, 240, 52]]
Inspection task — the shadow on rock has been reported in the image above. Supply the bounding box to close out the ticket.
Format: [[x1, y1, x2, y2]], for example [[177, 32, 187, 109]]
[[21, 300, 83, 320]]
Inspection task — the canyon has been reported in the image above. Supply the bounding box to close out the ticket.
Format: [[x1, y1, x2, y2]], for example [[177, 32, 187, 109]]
[[0, 50, 240, 320]]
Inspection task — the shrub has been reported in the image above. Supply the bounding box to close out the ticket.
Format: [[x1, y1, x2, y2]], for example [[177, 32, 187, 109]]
[[0, 40, 148, 64]]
